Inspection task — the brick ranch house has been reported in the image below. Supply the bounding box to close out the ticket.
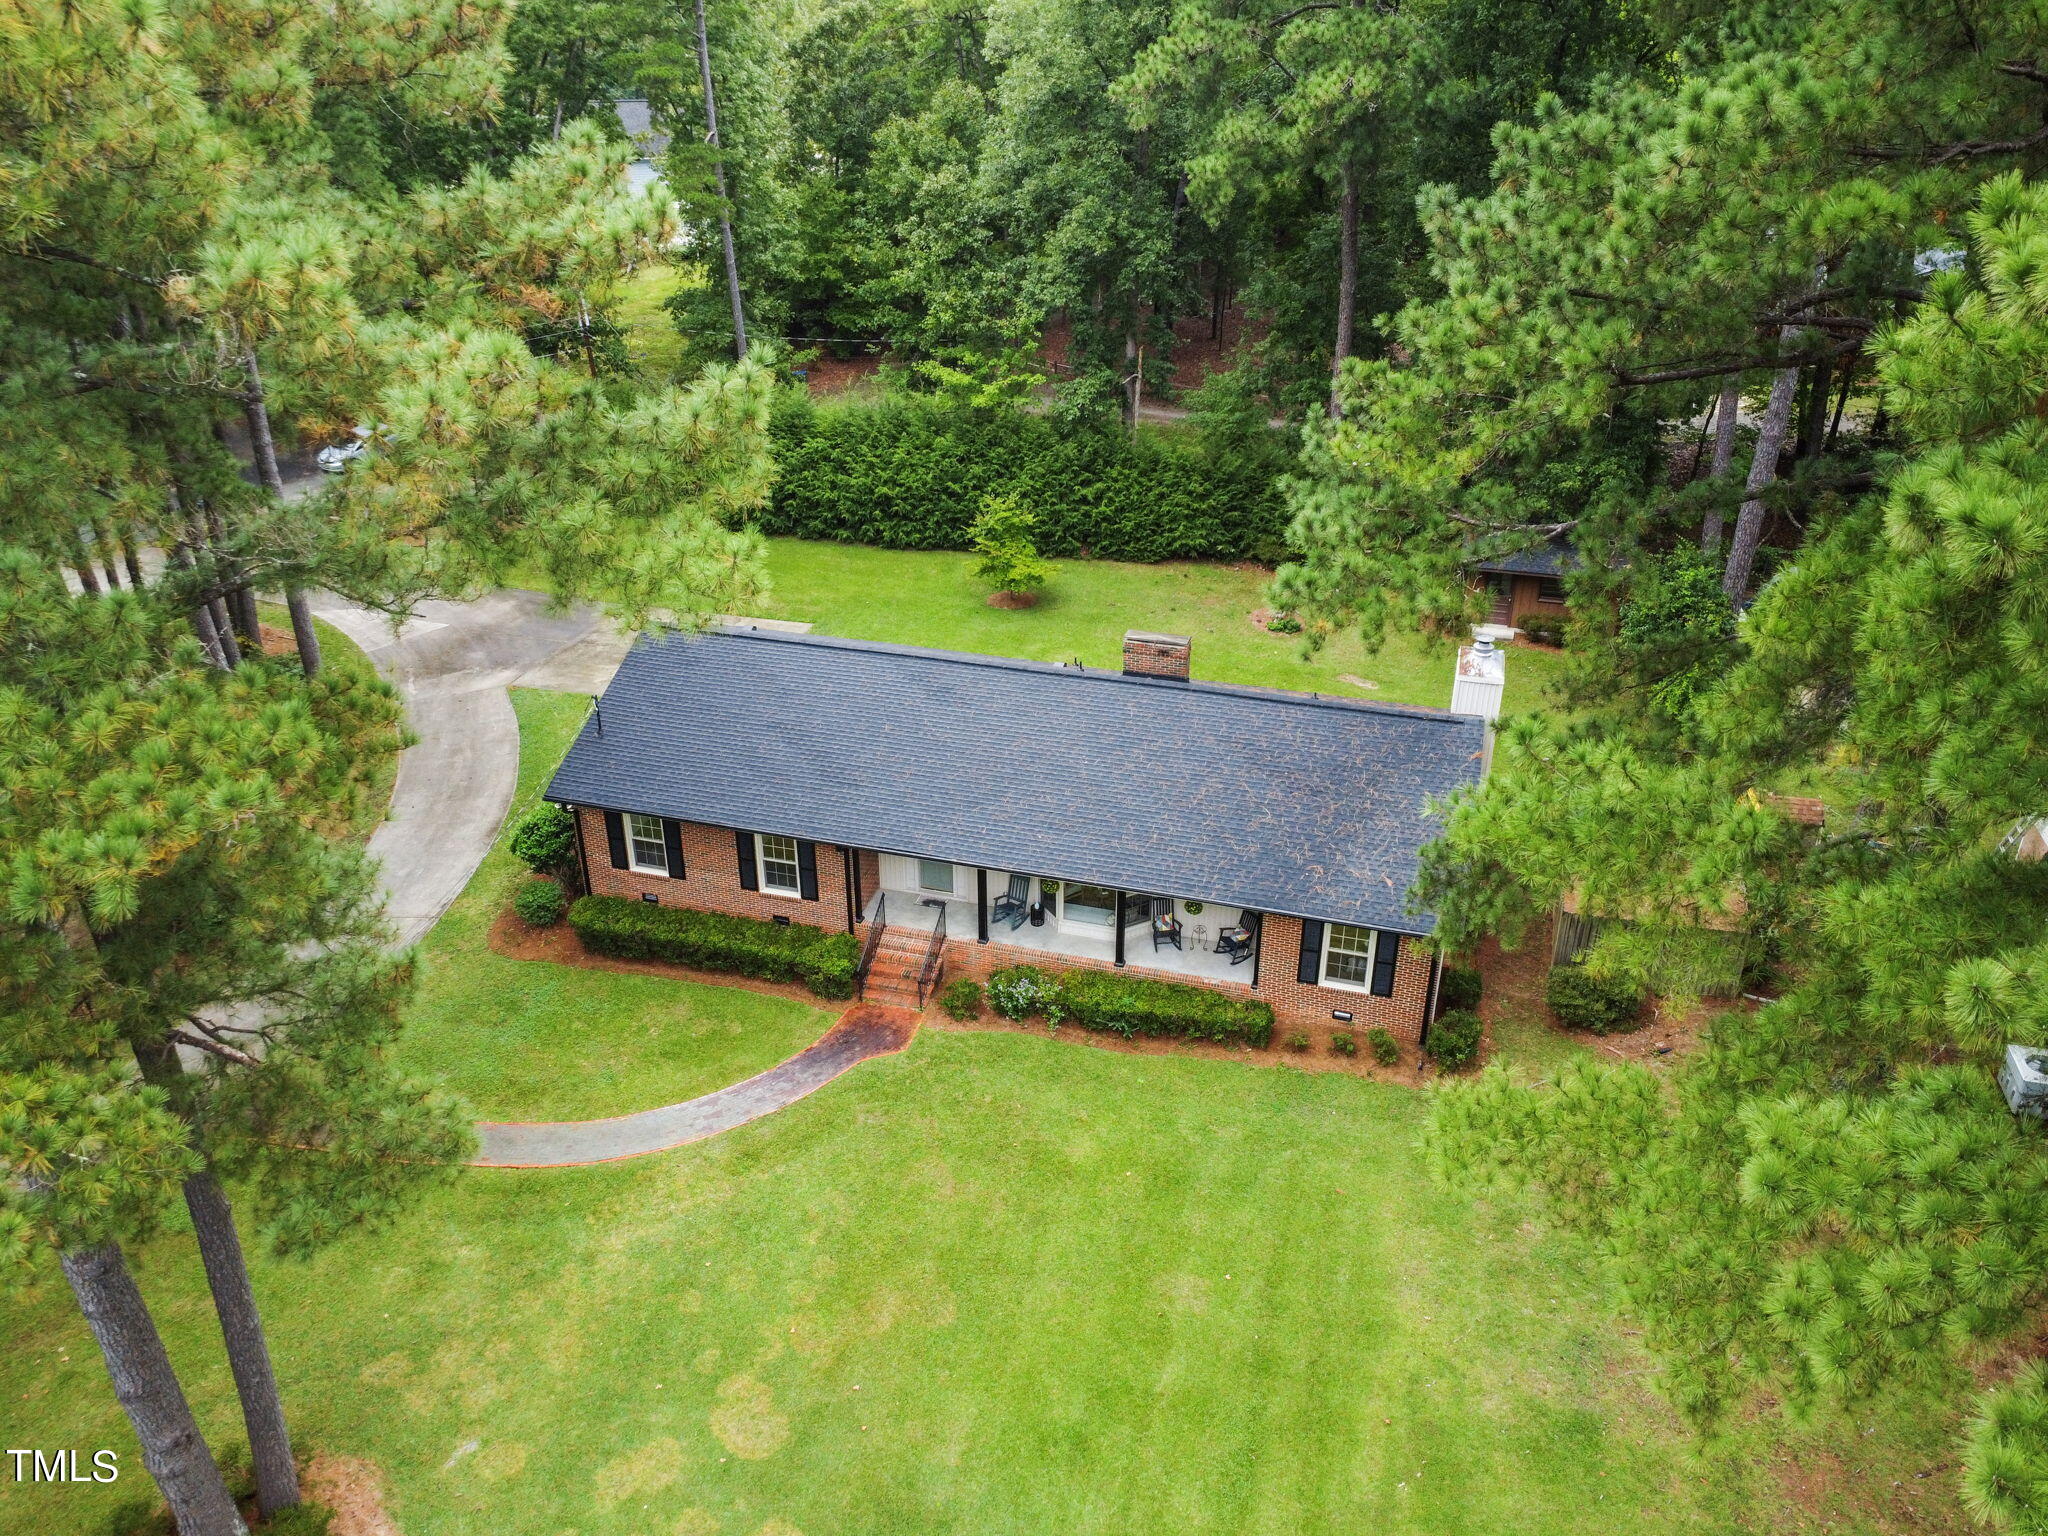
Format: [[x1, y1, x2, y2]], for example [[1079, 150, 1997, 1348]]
[[545, 627, 1487, 1046]]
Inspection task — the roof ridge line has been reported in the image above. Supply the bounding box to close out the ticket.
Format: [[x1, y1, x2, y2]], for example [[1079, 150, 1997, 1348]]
[[688, 626, 1480, 728]]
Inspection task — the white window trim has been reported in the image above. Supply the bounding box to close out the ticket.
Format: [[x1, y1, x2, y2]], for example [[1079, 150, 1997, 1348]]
[[1318, 924, 1380, 994], [755, 832, 804, 899], [1056, 882, 1120, 937], [626, 813, 670, 877]]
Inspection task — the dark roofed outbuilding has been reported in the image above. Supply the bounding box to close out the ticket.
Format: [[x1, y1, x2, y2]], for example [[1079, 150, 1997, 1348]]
[[545, 629, 1485, 935]]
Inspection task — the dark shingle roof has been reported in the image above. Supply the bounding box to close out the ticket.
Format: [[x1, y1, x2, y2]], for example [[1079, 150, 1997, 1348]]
[[546, 630, 1485, 933], [1469, 535, 1581, 579]]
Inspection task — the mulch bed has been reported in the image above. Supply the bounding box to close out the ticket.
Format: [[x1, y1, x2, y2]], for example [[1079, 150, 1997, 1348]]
[[488, 908, 831, 1008]]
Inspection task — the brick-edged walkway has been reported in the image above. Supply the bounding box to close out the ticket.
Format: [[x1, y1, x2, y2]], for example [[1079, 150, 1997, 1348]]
[[471, 1005, 919, 1168]]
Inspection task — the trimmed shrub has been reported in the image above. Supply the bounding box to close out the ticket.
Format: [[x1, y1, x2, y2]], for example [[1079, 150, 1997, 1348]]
[[1286, 1031, 1312, 1052], [939, 978, 984, 1021], [510, 802, 578, 877], [1518, 612, 1566, 647], [568, 895, 859, 999], [514, 878, 566, 927], [1437, 964, 1482, 1014], [766, 394, 1293, 563], [1366, 1027, 1400, 1066], [1427, 1009, 1485, 1071], [986, 964, 1062, 1021], [1545, 965, 1648, 1034], [1057, 970, 1274, 1048], [1329, 1030, 1357, 1056]]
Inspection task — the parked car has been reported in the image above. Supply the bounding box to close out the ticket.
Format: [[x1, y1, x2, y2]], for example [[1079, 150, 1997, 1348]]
[[316, 425, 379, 472]]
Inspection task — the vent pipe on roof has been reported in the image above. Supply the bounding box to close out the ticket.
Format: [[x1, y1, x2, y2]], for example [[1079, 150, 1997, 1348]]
[[1452, 635, 1506, 773]]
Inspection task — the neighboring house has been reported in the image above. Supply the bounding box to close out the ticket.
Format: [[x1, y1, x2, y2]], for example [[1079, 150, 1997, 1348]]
[[1469, 536, 1579, 633], [546, 628, 1489, 1042], [613, 98, 669, 198]]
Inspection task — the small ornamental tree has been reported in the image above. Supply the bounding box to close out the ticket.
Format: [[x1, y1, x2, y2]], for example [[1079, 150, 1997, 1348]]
[[969, 493, 1054, 603], [511, 803, 580, 881]]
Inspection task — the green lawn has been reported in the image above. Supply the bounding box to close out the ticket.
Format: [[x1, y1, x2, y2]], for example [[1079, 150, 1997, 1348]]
[[0, 673, 1963, 1536], [397, 688, 837, 1120], [752, 538, 1563, 716], [609, 261, 701, 382]]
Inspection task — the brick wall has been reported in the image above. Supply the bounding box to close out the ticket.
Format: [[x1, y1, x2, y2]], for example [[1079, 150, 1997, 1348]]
[[573, 808, 1436, 1043], [574, 807, 858, 933], [1121, 630, 1192, 680], [935, 911, 1435, 1045]]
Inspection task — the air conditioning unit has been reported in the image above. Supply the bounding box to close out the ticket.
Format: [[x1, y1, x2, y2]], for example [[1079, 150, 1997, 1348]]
[[1999, 1045, 2048, 1120]]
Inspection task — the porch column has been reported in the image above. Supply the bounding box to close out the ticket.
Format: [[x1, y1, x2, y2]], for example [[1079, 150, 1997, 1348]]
[[976, 867, 989, 944], [1249, 918, 1262, 988], [1114, 891, 1126, 967]]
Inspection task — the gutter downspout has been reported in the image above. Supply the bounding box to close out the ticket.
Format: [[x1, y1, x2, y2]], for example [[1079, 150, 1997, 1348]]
[[570, 804, 592, 899], [1419, 948, 1444, 1056], [841, 846, 857, 934]]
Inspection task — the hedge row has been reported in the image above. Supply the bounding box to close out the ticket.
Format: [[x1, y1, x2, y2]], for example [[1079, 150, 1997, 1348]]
[[568, 895, 859, 999], [986, 963, 1274, 1048], [765, 395, 1293, 564]]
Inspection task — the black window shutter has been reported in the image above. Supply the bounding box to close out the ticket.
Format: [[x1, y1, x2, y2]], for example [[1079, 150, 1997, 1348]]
[[735, 830, 758, 890], [1370, 931, 1400, 997], [796, 840, 820, 900], [604, 810, 628, 870], [662, 818, 686, 879], [1297, 919, 1325, 986]]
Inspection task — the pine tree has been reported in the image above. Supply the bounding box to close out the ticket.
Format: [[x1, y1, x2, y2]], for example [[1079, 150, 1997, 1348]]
[[1422, 175, 2048, 1500]]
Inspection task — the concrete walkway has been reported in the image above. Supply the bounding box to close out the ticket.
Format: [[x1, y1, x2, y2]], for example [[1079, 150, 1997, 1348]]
[[312, 589, 632, 946], [471, 1006, 919, 1167]]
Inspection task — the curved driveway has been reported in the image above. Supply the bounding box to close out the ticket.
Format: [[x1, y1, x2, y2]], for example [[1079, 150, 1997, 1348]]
[[311, 590, 630, 946]]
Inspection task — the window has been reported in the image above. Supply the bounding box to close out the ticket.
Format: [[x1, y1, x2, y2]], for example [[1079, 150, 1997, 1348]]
[[1061, 883, 1119, 929], [758, 833, 802, 896], [918, 858, 955, 894], [1536, 576, 1567, 605], [626, 813, 669, 875], [1321, 923, 1378, 990]]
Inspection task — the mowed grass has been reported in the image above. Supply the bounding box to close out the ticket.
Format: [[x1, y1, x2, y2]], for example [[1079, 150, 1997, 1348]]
[[5, 1030, 1764, 1536], [0, 690, 1966, 1536], [396, 688, 837, 1121], [753, 537, 1564, 716]]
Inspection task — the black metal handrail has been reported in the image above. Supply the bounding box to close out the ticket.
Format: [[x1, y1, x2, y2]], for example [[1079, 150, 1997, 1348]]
[[856, 892, 887, 999], [915, 903, 947, 1008]]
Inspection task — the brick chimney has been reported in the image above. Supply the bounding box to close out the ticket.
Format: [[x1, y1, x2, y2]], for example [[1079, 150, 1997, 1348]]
[[1122, 630, 1192, 680]]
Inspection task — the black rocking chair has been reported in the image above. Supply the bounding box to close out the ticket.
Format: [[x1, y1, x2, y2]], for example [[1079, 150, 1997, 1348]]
[[991, 873, 1031, 930], [1216, 913, 1259, 966], [1151, 910, 1183, 951]]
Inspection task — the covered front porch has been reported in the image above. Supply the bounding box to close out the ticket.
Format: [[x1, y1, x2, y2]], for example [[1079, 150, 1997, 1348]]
[[864, 854, 1263, 987]]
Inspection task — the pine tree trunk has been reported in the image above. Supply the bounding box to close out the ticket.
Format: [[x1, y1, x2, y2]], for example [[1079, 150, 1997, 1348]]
[[240, 351, 322, 675], [182, 1173, 300, 1518], [60, 1241, 249, 1536], [191, 587, 232, 669], [206, 504, 262, 651], [96, 526, 123, 591], [121, 535, 145, 590], [129, 1040, 300, 1515], [694, 0, 748, 361], [1327, 161, 1360, 421], [1722, 346, 1800, 602], [1700, 377, 1742, 553]]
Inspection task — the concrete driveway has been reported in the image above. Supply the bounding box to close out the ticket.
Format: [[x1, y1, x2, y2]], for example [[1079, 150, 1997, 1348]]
[[312, 590, 632, 946]]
